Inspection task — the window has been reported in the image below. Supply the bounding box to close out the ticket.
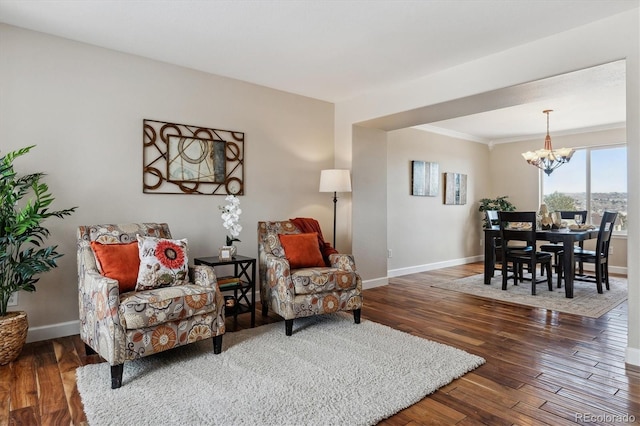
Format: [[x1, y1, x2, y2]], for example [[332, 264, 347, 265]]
[[542, 144, 627, 233]]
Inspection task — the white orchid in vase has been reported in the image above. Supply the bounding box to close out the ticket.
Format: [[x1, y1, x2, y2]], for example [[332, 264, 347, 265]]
[[219, 195, 242, 247]]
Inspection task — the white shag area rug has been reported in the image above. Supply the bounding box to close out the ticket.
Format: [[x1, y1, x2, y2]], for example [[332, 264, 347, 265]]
[[76, 313, 485, 426], [430, 273, 627, 318]]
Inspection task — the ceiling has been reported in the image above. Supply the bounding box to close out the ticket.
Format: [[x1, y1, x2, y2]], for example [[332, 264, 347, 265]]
[[413, 59, 627, 144], [0, 0, 637, 143]]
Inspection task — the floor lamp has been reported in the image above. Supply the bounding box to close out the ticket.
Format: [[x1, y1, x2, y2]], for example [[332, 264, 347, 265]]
[[319, 169, 352, 248]]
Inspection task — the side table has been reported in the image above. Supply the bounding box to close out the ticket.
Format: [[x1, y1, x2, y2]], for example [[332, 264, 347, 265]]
[[194, 255, 256, 327]]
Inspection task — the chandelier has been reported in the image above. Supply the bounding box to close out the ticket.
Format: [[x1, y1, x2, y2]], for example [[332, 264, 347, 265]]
[[521, 110, 574, 176]]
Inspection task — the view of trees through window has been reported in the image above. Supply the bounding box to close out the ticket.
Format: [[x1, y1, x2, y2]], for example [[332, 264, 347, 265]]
[[542, 145, 627, 232]]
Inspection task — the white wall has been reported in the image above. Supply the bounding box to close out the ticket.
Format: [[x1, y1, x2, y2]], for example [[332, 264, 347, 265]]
[[336, 10, 640, 366], [386, 128, 490, 276], [352, 125, 387, 286], [0, 24, 336, 340]]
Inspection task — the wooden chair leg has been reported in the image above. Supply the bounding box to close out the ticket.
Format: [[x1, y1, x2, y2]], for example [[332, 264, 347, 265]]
[[502, 259, 509, 290], [285, 319, 293, 336], [557, 258, 563, 288], [353, 309, 361, 324], [540, 252, 560, 276], [111, 364, 124, 389], [604, 263, 610, 290], [595, 262, 604, 294], [546, 263, 553, 291], [261, 302, 269, 316], [530, 262, 537, 295]]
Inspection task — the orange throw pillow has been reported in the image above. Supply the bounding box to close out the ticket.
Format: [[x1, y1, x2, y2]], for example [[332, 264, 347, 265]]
[[278, 233, 326, 269], [90, 241, 140, 293]]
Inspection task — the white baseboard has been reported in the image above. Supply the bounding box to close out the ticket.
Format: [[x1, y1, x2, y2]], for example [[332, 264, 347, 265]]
[[607, 265, 627, 275], [388, 256, 628, 278], [363, 277, 389, 289], [27, 320, 80, 343], [626, 347, 640, 368], [388, 255, 484, 278], [572, 264, 627, 275]]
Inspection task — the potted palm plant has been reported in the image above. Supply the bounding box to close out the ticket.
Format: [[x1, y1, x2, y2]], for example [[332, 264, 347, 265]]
[[0, 146, 76, 364]]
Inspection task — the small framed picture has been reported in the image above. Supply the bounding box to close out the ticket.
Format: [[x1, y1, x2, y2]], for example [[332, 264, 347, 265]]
[[411, 160, 439, 197], [218, 246, 233, 261]]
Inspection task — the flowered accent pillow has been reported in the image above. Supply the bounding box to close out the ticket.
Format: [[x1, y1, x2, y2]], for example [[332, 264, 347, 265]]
[[136, 235, 189, 291]]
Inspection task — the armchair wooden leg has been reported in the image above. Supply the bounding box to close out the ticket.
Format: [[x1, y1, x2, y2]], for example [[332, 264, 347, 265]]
[[111, 364, 124, 389], [84, 343, 96, 356], [353, 309, 361, 324], [213, 334, 223, 354], [285, 319, 293, 336], [261, 302, 269, 317]]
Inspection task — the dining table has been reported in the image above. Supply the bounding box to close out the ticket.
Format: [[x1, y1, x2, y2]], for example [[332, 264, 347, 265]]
[[484, 226, 600, 298]]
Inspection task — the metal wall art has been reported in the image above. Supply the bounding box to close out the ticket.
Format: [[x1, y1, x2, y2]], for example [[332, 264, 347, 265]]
[[444, 172, 467, 205], [411, 160, 439, 196], [143, 119, 244, 195]]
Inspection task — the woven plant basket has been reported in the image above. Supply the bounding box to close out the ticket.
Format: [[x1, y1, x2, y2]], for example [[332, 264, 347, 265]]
[[0, 311, 28, 365]]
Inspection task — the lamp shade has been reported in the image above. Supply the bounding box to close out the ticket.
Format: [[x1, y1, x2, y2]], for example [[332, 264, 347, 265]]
[[319, 169, 352, 193]]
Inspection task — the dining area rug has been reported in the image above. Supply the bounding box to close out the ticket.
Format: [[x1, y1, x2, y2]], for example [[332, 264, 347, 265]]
[[430, 273, 627, 318], [76, 313, 485, 426]]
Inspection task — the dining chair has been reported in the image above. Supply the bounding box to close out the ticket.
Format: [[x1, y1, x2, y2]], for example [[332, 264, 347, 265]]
[[485, 210, 499, 228], [485, 210, 504, 272], [489, 209, 534, 274], [557, 211, 618, 293], [540, 210, 588, 277], [498, 211, 553, 295]]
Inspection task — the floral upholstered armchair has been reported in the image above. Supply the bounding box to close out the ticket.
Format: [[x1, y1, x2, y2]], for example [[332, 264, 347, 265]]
[[77, 223, 225, 388], [258, 219, 362, 335]]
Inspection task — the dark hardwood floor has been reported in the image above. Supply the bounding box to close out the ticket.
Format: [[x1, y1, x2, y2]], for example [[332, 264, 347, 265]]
[[1, 262, 638, 425]]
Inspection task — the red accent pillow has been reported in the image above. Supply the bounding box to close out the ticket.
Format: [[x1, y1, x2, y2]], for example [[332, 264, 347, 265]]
[[278, 233, 326, 269], [90, 241, 140, 293]]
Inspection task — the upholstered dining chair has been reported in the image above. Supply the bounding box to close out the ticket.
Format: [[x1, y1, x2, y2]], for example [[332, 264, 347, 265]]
[[258, 219, 362, 336], [77, 223, 225, 388], [498, 211, 553, 295], [557, 211, 618, 293]]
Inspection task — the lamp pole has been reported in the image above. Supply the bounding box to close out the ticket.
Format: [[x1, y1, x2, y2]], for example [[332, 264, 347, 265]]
[[332, 191, 338, 248], [319, 169, 352, 250]]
